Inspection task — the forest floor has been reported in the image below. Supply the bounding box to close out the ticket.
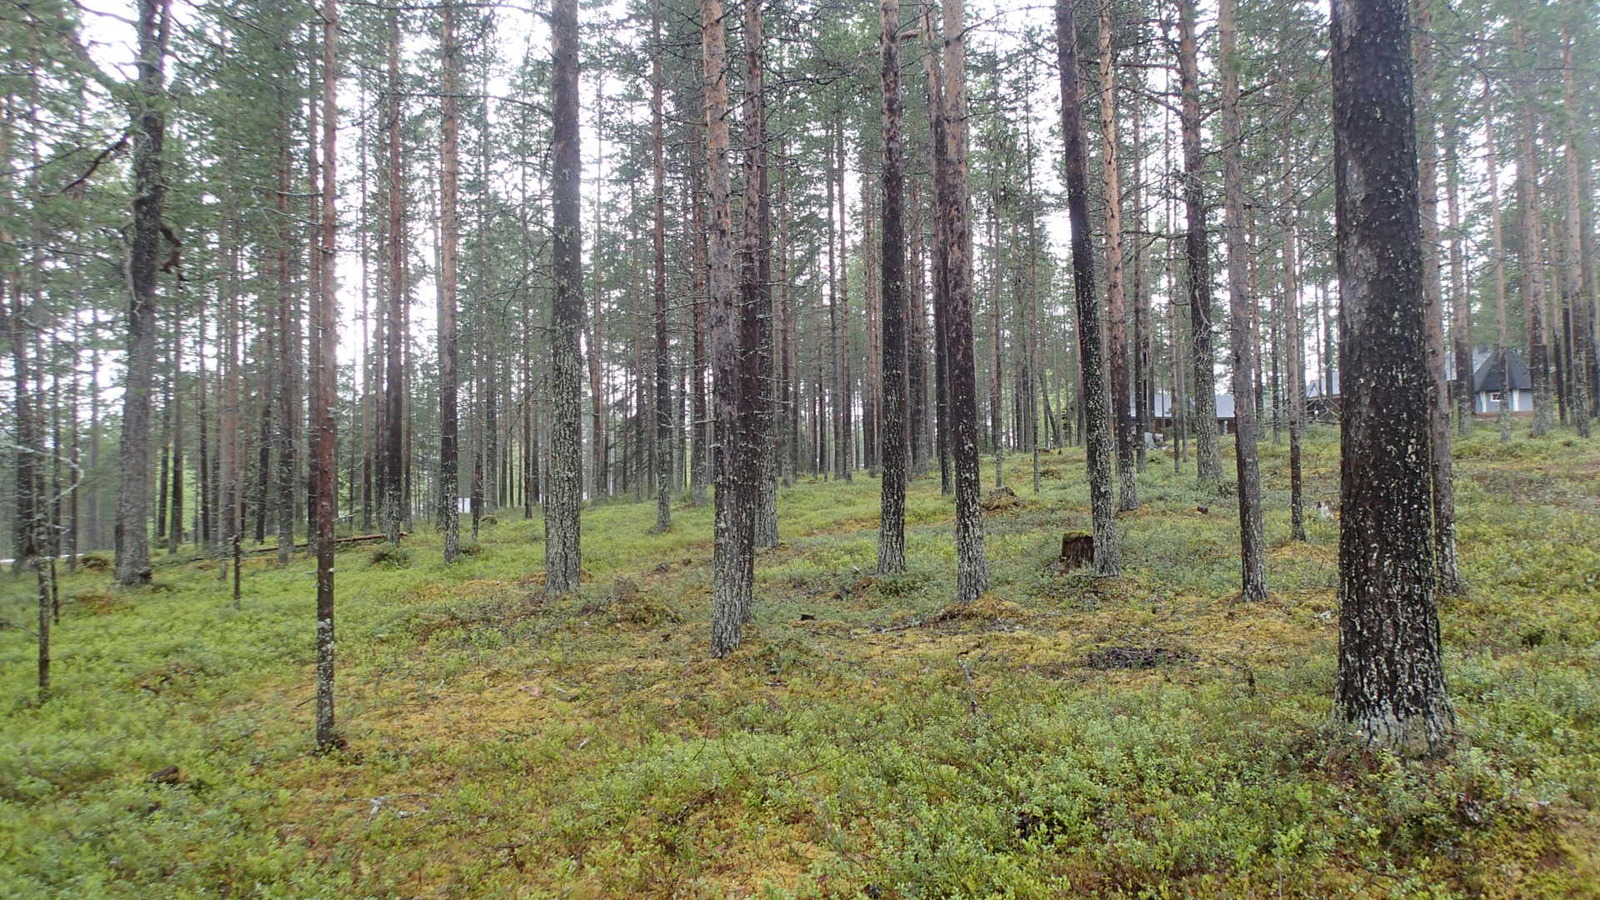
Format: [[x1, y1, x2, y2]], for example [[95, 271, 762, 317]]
[[4, 424, 1600, 899]]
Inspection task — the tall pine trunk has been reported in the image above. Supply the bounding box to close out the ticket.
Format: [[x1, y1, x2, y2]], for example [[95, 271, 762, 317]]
[[1330, 0, 1454, 757], [115, 0, 171, 587], [1097, 0, 1136, 512], [546, 0, 584, 594], [876, 0, 907, 575], [1220, 0, 1264, 600], [312, 0, 340, 749], [438, 4, 462, 563], [1056, 0, 1119, 578], [942, 0, 989, 602], [651, 0, 672, 532], [1176, 0, 1220, 490]]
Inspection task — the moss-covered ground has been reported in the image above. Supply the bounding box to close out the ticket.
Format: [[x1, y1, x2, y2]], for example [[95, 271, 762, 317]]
[[4, 425, 1599, 898]]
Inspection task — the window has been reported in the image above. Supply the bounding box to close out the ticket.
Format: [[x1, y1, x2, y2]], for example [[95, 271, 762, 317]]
[[1488, 391, 1502, 403]]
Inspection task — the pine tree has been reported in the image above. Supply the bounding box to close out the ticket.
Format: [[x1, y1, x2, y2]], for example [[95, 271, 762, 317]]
[[1330, 0, 1454, 756]]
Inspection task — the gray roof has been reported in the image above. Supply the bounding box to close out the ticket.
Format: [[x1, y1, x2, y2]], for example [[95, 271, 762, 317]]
[[1472, 350, 1532, 393]]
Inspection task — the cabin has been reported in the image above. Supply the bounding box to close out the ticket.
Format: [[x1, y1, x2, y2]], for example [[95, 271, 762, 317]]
[[1139, 392, 1239, 435], [1471, 349, 1534, 416]]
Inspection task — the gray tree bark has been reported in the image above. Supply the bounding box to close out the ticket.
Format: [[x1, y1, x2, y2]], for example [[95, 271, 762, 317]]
[[1330, 0, 1454, 757]]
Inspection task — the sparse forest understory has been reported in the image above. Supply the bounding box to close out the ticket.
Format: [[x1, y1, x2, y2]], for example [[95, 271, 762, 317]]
[[3, 427, 1600, 898], [5, 0, 1600, 893]]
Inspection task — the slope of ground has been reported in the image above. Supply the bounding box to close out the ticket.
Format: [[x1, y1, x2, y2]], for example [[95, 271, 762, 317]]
[[3, 425, 1598, 898]]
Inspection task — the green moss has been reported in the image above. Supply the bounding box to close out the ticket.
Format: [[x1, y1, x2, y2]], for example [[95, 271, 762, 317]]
[[2, 426, 1598, 897]]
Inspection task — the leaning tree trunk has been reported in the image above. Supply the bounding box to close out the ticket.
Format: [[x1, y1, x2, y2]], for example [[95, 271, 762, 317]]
[[1056, 0, 1119, 578], [941, 0, 989, 602], [1330, 0, 1454, 757], [545, 0, 584, 594], [1220, 0, 1265, 601], [876, 0, 908, 575], [115, 0, 172, 587]]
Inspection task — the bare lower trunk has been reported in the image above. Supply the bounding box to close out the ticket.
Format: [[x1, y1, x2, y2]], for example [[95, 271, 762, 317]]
[[1057, 0, 1119, 578], [1413, 0, 1461, 594], [313, 0, 340, 749], [651, 0, 672, 532], [877, 0, 907, 575], [546, 0, 584, 594], [115, 0, 171, 588], [705, 0, 755, 655], [1220, 0, 1264, 601], [1177, 0, 1219, 490], [438, 4, 461, 562], [941, 0, 988, 601], [1331, 0, 1454, 756], [1098, 0, 1136, 513]]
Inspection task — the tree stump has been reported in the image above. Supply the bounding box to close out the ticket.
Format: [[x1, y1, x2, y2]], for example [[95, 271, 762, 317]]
[[1058, 532, 1094, 570]]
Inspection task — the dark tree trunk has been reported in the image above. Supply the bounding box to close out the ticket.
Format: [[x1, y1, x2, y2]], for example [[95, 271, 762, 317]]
[[115, 0, 171, 587], [1330, 0, 1454, 757], [651, 0, 672, 533], [921, 7, 952, 496], [313, 0, 340, 749], [877, 0, 907, 575], [546, 0, 584, 594], [745, 0, 776, 554], [706, 0, 756, 656], [1561, 28, 1592, 437], [382, 18, 406, 545], [1056, 0, 1119, 578], [1177, 0, 1220, 490], [941, 0, 989, 602]]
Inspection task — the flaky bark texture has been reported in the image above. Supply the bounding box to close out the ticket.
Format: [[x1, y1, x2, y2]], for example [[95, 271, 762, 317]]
[[1330, 0, 1454, 757], [1097, 0, 1136, 513], [920, 5, 952, 496], [381, 20, 406, 545], [546, 0, 585, 594], [1413, 0, 1461, 595], [1561, 27, 1592, 437], [313, 0, 340, 750], [439, 4, 462, 563], [941, 0, 989, 602], [877, 0, 907, 575], [751, 26, 777, 552], [1176, 0, 1220, 490], [706, 0, 755, 656], [1057, 0, 1119, 578], [115, 0, 171, 587], [1219, 0, 1264, 601], [651, 0, 673, 532]]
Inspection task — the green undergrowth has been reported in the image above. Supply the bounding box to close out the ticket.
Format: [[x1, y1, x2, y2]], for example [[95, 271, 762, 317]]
[[2, 423, 1598, 898]]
